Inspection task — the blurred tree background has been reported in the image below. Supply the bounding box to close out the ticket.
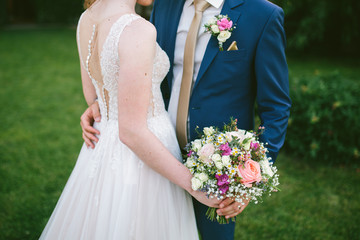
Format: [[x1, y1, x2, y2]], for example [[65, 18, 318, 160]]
[[272, 0, 360, 56], [1, 0, 360, 56], [0, 0, 151, 25]]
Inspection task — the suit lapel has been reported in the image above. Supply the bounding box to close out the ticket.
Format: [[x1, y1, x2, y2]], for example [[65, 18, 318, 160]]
[[192, 0, 244, 90]]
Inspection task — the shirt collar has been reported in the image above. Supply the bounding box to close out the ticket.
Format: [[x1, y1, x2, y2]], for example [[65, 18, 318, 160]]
[[185, 0, 224, 9]]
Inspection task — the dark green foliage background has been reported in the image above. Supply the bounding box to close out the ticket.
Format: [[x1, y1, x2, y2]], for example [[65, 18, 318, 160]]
[[271, 0, 360, 55], [2, 1, 360, 54], [34, 0, 84, 24], [284, 72, 360, 164]]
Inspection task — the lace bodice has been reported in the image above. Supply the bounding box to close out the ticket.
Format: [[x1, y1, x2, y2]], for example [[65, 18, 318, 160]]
[[77, 13, 170, 121]]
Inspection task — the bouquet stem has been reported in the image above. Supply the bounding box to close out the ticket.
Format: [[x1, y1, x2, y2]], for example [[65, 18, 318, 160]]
[[206, 207, 236, 224]]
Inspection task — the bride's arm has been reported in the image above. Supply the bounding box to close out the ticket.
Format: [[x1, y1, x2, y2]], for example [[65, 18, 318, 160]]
[[117, 19, 219, 208]]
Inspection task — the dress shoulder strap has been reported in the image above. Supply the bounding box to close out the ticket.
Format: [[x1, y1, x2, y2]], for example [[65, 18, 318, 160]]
[[101, 14, 142, 91]]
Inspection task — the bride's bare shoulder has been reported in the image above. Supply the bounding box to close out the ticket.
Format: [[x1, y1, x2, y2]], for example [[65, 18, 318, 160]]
[[76, 10, 92, 30], [117, 17, 157, 61], [126, 17, 156, 39], [119, 17, 157, 46]]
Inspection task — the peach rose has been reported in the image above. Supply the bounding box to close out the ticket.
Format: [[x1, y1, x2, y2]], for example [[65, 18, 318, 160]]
[[237, 160, 262, 187]]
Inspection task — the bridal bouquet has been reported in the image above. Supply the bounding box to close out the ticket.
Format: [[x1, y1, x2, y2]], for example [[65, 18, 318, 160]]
[[184, 119, 279, 223]]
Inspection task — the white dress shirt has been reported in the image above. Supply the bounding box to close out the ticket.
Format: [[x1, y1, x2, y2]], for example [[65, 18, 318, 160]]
[[168, 0, 224, 127]]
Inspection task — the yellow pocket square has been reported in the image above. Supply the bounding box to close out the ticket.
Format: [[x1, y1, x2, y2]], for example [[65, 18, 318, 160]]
[[227, 41, 238, 51]]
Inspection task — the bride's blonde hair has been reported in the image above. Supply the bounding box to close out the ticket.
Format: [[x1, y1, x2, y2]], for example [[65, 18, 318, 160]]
[[84, 0, 97, 9]]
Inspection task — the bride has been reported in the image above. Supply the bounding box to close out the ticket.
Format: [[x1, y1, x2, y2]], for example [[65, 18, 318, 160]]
[[39, 0, 221, 239]]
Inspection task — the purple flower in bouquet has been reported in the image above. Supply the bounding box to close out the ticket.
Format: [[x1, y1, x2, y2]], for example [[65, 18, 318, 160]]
[[219, 185, 229, 194], [250, 142, 260, 151], [215, 174, 229, 194], [219, 143, 231, 156], [187, 150, 194, 157]]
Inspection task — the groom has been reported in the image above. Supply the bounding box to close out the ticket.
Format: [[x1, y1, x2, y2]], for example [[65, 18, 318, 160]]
[[80, 0, 291, 239]]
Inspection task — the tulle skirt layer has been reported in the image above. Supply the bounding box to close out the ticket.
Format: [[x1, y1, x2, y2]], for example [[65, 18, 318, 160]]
[[40, 114, 198, 240]]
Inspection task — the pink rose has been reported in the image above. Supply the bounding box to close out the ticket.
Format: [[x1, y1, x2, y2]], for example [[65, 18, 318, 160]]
[[237, 160, 262, 187], [198, 143, 215, 163], [217, 18, 233, 31]]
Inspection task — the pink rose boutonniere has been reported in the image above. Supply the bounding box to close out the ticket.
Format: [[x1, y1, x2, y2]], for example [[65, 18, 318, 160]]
[[204, 14, 236, 51]]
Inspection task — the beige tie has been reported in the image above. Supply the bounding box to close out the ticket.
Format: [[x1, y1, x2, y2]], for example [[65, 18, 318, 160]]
[[176, 0, 211, 149]]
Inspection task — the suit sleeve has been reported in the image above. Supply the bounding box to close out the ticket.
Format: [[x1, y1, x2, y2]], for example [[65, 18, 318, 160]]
[[255, 7, 291, 163]]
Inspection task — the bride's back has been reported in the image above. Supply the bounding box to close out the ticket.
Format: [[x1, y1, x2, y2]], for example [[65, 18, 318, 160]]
[[77, 0, 169, 122], [77, 1, 140, 120], [77, 0, 134, 65]]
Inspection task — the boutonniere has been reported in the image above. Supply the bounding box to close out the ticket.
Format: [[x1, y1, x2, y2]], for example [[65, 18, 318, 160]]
[[204, 15, 236, 51]]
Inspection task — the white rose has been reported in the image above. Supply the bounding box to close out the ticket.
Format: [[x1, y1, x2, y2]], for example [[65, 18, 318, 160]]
[[211, 153, 222, 162], [215, 161, 223, 170], [226, 130, 246, 142], [211, 25, 220, 34], [198, 173, 209, 182], [245, 131, 255, 139], [259, 160, 274, 177], [237, 129, 246, 135], [243, 140, 252, 151], [222, 155, 231, 166], [191, 177, 202, 190], [208, 17, 217, 25], [192, 139, 202, 152], [243, 135, 255, 151], [203, 127, 215, 136], [185, 159, 196, 168], [217, 31, 231, 43]]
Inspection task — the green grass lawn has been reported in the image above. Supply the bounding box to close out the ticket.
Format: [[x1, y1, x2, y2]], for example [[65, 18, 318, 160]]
[[0, 28, 359, 240]]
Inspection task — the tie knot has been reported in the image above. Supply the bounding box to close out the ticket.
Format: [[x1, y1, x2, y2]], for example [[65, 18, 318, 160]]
[[194, 0, 211, 13]]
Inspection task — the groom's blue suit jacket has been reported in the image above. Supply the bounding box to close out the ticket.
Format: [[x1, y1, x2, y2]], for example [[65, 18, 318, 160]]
[[151, 0, 291, 162]]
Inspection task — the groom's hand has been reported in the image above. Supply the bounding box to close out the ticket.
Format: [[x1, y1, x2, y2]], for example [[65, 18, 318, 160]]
[[217, 197, 250, 219], [80, 101, 101, 148]]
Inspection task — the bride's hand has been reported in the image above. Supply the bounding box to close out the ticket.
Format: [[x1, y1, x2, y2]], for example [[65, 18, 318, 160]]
[[190, 190, 221, 208], [80, 101, 101, 148], [216, 196, 250, 219]]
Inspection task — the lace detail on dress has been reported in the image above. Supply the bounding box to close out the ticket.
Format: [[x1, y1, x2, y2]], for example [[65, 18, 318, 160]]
[[100, 14, 141, 120], [99, 13, 170, 121], [99, 13, 171, 122], [148, 43, 171, 118]]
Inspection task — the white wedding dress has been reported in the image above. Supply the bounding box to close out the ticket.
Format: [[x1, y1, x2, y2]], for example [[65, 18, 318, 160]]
[[39, 13, 198, 240]]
